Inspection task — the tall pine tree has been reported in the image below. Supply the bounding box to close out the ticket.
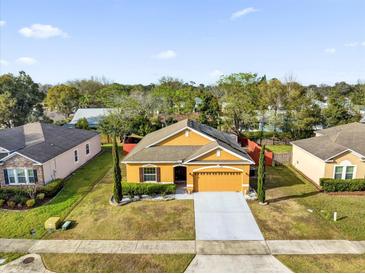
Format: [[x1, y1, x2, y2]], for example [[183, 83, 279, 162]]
[[112, 134, 122, 202]]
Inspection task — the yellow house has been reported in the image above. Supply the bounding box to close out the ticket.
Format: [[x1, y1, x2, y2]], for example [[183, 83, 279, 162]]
[[291, 122, 365, 185], [122, 119, 254, 193]]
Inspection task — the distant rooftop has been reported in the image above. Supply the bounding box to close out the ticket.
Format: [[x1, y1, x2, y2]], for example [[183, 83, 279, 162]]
[[69, 108, 113, 127]]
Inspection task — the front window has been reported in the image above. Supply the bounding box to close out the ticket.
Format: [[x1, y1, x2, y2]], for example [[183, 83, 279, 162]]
[[143, 167, 156, 182], [345, 166, 354, 179], [28, 169, 35, 183], [16, 169, 26, 183], [334, 165, 355, 179], [6, 168, 36, 184], [334, 166, 343, 179], [7, 169, 16, 184]]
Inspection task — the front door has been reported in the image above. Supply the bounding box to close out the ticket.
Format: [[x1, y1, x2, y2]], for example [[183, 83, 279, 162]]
[[174, 166, 187, 183]]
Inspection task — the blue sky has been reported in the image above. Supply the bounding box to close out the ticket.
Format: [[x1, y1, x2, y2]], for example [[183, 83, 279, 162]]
[[1, 0, 364, 85]]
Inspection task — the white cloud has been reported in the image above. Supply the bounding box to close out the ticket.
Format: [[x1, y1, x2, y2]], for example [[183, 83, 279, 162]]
[[324, 48, 336, 54], [0, 21, 6, 27], [209, 69, 223, 78], [19, 24, 68, 39], [231, 7, 258, 20], [362, 41, 365, 46], [344, 42, 359, 47], [0, 59, 9, 66], [153, 50, 177, 60], [16, 57, 37, 65]]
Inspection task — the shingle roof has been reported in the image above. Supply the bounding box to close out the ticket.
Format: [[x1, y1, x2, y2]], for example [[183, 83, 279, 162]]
[[124, 146, 202, 162], [123, 119, 254, 163], [69, 108, 112, 126], [0, 122, 99, 163], [292, 122, 365, 160]]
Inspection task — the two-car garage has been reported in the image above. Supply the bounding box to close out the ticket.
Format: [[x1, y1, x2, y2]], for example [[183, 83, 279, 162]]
[[192, 168, 245, 192]]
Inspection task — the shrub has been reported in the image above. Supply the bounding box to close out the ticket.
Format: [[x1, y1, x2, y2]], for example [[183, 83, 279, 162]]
[[36, 193, 45, 200], [320, 178, 365, 192], [0, 199, 5, 207], [26, 199, 36, 208], [37, 179, 63, 197], [7, 200, 16, 208], [122, 183, 176, 197], [0, 187, 28, 200], [12, 193, 27, 205]]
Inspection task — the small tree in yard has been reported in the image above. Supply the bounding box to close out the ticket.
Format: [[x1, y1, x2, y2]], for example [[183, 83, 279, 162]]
[[98, 96, 139, 203], [257, 145, 266, 204], [75, 117, 89, 130]]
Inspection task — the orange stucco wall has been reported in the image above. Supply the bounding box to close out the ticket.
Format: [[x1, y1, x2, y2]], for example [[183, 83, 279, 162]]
[[196, 149, 242, 161], [125, 163, 175, 183], [158, 129, 211, 146], [324, 151, 365, 179], [125, 163, 250, 192], [124, 127, 251, 192]]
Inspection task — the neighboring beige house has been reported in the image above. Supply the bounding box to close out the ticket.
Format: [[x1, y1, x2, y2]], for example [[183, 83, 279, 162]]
[[291, 122, 365, 185], [0, 122, 101, 186]]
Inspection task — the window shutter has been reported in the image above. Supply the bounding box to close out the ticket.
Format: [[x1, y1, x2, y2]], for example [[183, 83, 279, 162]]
[[33, 169, 38, 183], [139, 168, 144, 182], [3, 169, 9, 184], [156, 167, 161, 182]]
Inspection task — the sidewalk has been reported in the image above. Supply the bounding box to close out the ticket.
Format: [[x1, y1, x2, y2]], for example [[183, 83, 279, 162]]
[[0, 239, 195, 254], [0, 238, 365, 255]]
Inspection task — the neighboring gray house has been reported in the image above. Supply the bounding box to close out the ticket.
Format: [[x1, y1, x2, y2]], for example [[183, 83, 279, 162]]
[[68, 108, 112, 128], [0, 122, 101, 186]]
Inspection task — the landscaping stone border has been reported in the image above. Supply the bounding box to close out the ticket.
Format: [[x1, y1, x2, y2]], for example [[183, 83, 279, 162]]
[[109, 194, 175, 206]]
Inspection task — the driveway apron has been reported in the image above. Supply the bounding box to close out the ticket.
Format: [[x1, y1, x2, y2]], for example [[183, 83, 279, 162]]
[[193, 192, 264, 240]]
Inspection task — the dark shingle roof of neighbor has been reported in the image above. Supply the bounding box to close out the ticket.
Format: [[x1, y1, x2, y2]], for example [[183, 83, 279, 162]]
[[123, 119, 253, 163], [0, 122, 98, 163], [292, 122, 365, 160]]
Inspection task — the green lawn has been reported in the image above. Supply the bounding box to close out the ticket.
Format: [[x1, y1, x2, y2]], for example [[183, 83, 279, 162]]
[[265, 144, 292, 153], [48, 170, 195, 240], [249, 165, 365, 240], [0, 149, 112, 238], [276, 255, 365, 273], [42, 253, 194, 273]]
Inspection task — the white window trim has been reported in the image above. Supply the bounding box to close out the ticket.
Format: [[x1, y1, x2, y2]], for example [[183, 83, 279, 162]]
[[143, 167, 157, 182], [6, 168, 36, 185], [333, 164, 357, 180], [216, 149, 221, 157], [74, 149, 79, 163]]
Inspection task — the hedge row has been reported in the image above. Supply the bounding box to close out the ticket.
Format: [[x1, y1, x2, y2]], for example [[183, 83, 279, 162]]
[[320, 178, 365, 192], [122, 183, 176, 197], [0, 179, 64, 207]]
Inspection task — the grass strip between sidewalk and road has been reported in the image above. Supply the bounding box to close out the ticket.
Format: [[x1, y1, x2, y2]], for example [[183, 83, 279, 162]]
[[42, 253, 195, 273], [276, 254, 365, 273]]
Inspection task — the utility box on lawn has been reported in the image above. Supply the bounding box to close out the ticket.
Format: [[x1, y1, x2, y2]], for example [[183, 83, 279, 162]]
[[45, 217, 61, 230]]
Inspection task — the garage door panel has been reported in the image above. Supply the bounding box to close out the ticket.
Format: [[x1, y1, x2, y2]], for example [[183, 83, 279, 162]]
[[194, 171, 242, 192]]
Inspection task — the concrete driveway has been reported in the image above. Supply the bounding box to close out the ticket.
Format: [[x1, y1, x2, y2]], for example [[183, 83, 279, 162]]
[[194, 192, 264, 240], [185, 255, 291, 273]]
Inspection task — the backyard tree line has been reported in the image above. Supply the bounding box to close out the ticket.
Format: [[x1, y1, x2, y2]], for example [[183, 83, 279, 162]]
[[0, 71, 364, 141]]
